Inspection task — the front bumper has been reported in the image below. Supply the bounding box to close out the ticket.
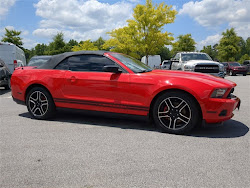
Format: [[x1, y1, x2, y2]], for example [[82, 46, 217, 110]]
[[208, 71, 225, 78], [202, 96, 240, 124], [233, 70, 247, 74]]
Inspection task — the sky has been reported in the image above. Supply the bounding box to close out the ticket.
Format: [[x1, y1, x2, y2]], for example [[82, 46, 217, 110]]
[[0, 0, 249, 50]]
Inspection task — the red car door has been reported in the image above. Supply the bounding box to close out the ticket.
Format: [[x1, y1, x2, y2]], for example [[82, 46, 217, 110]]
[[56, 54, 132, 114]]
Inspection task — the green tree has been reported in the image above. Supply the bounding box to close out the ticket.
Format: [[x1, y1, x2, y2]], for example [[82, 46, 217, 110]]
[[46, 32, 68, 55], [239, 54, 250, 64], [200, 44, 218, 60], [245, 37, 250, 56], [93, 37, 106, 50], [1, 28, 23, 47], [103, 26, 140, 58], [72, 40, 98, 51], [64, 39, 79, 52], [35, 43, 48, 55], [171, 34, 196, 55], [236, 37, 247, 60], [159, 46, 171, 61], [104, 0, 177, 63], [217, 28, 241, 62]]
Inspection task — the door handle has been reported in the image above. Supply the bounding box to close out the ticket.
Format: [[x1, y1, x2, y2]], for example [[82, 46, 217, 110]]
[[69, 76, 77, 83]]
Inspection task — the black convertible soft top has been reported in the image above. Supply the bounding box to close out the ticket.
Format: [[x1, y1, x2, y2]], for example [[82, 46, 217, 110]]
[[38, 50, 109, 69]]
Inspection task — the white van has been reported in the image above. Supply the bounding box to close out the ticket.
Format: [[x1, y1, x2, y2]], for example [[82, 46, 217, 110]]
[[0, 42, 26, 74], [141, 55, 161, 69]]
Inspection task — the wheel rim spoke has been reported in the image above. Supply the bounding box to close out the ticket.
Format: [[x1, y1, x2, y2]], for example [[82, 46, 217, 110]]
[[176, 101, 187, 111], [29, 91, 49, 117], [165, 98, 174, 108], [158, 96, 191, 130], [179, 113, 190, 123]]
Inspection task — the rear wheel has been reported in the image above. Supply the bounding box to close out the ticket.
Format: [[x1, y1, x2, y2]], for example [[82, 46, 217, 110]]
[[229, 70, 235, 76], [26, 87, 55, 119], [152, 91, 201, 134], [4, 77, 11, 90]]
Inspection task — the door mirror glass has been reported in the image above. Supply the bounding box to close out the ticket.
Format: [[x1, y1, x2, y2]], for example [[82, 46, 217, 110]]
[[103, 65, 122, 73], [171, 58, 179, 63]]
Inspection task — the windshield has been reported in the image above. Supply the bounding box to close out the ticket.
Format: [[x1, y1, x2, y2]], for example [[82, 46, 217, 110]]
[[230, 62, 241, 67], [181, 53, 212, 61], [110, 53, 152, 73], [28, 56, 51, 66]]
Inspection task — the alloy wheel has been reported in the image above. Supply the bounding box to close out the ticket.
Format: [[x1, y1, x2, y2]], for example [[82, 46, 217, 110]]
[[157, 97, 191, 130], [28, 91, 49, 117]]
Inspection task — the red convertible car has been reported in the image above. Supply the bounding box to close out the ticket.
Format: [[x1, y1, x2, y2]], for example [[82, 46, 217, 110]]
[[11, 51, 240, 134]]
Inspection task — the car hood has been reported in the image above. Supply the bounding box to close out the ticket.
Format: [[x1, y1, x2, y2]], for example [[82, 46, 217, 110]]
[[146, 70, 236, 88], [232, 66, 247, 70], [184, 60, 220, 65]]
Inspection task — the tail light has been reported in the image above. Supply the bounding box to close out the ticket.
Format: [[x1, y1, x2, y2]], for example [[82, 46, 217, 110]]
[[14, 60, 17, 69]]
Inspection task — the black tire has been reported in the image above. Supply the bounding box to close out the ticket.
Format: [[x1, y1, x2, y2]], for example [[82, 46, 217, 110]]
[[229, 70, 234, 76], [152, 91, 201, 134], [4, 77, 11, 90], [243, 73, 246, 76], [26, 87, 55, 120]]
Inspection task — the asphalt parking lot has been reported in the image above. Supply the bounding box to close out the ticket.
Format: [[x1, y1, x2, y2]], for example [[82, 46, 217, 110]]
[[0, 75, 249, 188]]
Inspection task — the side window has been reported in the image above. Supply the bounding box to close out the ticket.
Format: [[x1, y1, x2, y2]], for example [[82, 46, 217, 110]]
[[174, 53, 180, 61], [68, 55, 116, 72], [55, 59, 69, 70]]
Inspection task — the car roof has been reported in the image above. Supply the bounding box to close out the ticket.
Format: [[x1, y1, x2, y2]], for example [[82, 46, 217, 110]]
[[31, 55, 52, 59], [39, 50, 108, 69], [177, 52, 207, 54]]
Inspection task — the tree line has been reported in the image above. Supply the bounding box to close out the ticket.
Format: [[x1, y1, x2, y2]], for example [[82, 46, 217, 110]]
[[1, 0, 249, 64]]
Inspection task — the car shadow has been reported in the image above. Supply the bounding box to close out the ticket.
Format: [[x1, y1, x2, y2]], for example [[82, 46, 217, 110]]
[[0, 88, 10, 95], [19, 110, 249, 138], [186, 119, 249, 138], [19, 110, 156, 132]]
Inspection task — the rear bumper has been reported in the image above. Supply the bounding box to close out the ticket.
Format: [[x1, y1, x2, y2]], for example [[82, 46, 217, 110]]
[[202, 96, 240, 124]]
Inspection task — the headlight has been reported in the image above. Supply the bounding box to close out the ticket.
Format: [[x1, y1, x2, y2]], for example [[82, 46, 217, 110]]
[[210, 88, 227, 98], [184, 65, 195, 71], [219, 64, 224, 72]]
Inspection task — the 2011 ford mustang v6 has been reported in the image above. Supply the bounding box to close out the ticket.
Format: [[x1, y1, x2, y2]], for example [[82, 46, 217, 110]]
[[11, 51, 240, 134]]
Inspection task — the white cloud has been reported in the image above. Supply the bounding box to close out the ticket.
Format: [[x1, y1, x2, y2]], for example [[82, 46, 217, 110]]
[[197, 34, 222, 50], [179, 0, 250, 39], [0, 0, 16, 18], [22, 38, 38, 49], [33, 0, 133, 42]]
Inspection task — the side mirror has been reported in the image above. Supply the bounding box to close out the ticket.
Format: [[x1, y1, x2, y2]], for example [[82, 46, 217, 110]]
[[103, 65, 122, 73], [171, 58, 179, 63]]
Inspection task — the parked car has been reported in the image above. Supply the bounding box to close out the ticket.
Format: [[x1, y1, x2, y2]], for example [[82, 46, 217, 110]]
[[170, 52, 225, 78], [223, 62, 248, 76], [0, 42, 26, 74], [141, 55, 161, 69], [11, 51, 240, 134], [28, 55, 52, 67], [243, 60, 250, 73], [160, 60, 171, 70], [0, 58, 11, 89]]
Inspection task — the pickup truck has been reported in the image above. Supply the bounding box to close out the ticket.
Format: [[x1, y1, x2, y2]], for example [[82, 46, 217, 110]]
[[170, 52, 225, 78]]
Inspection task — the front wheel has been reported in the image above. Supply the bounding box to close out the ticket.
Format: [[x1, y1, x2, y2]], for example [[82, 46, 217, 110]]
[[26, 87, 55, 120], [152, 91, 201, 134]]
